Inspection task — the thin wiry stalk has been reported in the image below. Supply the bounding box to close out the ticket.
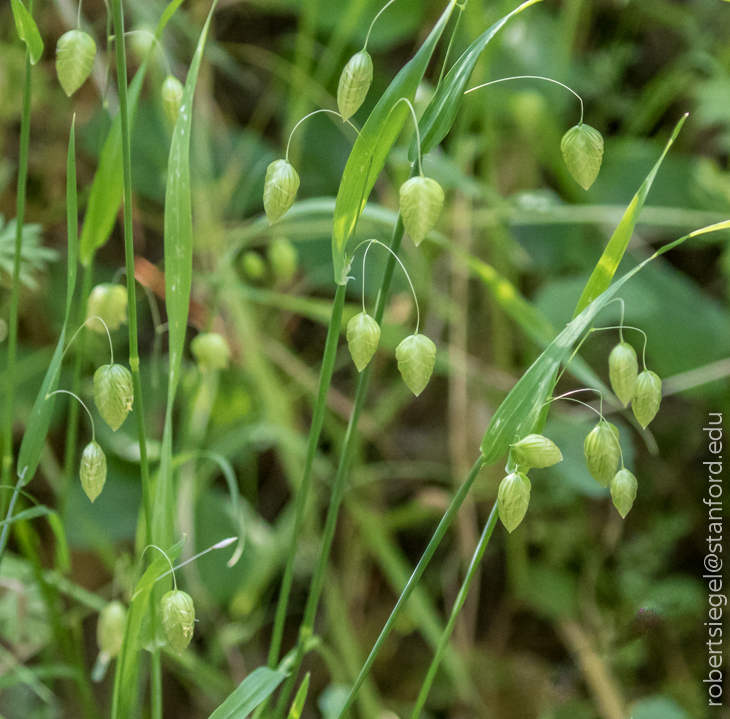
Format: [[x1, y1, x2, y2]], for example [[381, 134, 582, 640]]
[[268, 282, 347, 668], [1, 30, 33, 504], [273, 210, 409, 716], [410, 501, 499, 718]]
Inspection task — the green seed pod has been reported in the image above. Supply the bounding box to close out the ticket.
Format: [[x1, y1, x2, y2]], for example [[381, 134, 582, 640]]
[[190, 332, 231, 372], [510, 434, 563, 469], [161, 589, 195, 653], [497, 471, 531, 533], [86, 283, 128, 334], [129, 26, 155, 63], [583, 420, 621, 487], [80, 440, 107, 503], [161, 75, 184, 126], [346, 312, 381, 372], [395, 333, 437, 397], [608, 341, 638, 407], [94, 364, 134, 432], [268, 237, 298, 285], [337, 50, 374, 122], [97, 601, 127, 658], [263, 159, 300, 224], [399, 176, 445, 247], [241, 251, 267, 282], [56, 30, 97, 97], [610, 468, 638, 518], [632, 370, 662, 429], [560, 123, 604, 190]]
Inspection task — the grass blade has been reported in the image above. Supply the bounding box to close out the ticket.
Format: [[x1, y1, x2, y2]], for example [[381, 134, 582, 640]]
[[16, 119, 78, 485], [479, 219, 730, 464], [331, 0, 457, 285], [154, 1, 217, 549], [411, 0, 542, 160], [209, 667, 288, 719], [9, 0, 43, 65], [573, 114, 687, 317]]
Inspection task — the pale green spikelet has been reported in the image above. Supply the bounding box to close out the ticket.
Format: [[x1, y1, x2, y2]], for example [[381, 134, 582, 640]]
[[511, 434, 563, 469], [497, 471, 531, 533], [80, 440, 107, 503], [264, 160, 300, 223], [161, 589, 196, 653], [337, 50, 373, 122], [610, 468, 638, 518], [399, 176, 444, 246], [93, 364, 134, 432], [561, 123, 604, 190], [56, 30, 96, 97], [86, 284, 128, 334], [583, 420, 621, 487], [190, 332, 231, 372], [632, 370, 662, 429], [395, 333, 437, 397], [161, 75, 184, 125], [609, 341, 638, 407], [346, 312, 381, 372]]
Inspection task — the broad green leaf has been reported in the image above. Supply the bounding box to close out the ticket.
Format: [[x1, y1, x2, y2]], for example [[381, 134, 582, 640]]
[[154, 1, 217, 550], [331, 0, 457, 285], [479, 219, 730, 464], [209, 667, 288, 719], [111, 538, 184, 719], [573, 114, 687, 317], [78, 0, 187, 265], [16, 121, 77, 486], [410, 0, 542, 161], [9, 0, 43, 65]]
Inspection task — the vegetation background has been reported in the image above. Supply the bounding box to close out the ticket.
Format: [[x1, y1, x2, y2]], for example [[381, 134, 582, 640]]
[[0, 0, 729, 718]]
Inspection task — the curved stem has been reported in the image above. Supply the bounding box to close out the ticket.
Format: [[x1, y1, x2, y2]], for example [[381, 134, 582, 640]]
[[411, 500, 498, 719], [391, 98, 423, 176], [285, 109, 359, 163], [466, 75, 584, 125], [141, 544, 177, 590], [363, 0, 398, 51], [46, 390, 96, 442], [592, 325, 649, 372], [155, 537, 236, 581], [77, 0, 83, 29]]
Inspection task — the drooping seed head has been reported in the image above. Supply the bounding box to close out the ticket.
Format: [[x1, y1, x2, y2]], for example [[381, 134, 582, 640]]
[[583, 420, 621, 487], [497, 471, 531, 533], [263, 160, 300, 224], [632, 370, 662, 429], [608, 341, 638, 407], [190, 332, 231, 372], [97, 601, 127, 658], [161, 589, 195, 653], [94, 364, 134, 432], [560, 123, 604, 190], [161, 75, 184, 125], [80, 440, 107, 503], [56, 30, 97, 97], [241, 251, 267, 282], [511, 434, 563, 469], [337, 50, 374, 122], [395, 333, 437, 397], [346, 312, 381, 373], [86, 284, 128, 334], [399, 176, 445, 247], [610, 468, 638, 518], [268, 237, 298, 285]]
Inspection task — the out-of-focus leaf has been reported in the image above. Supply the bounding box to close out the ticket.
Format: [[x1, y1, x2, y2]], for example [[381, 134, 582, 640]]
[[0, 215, 57, 290], [331, 0, 457, 285]]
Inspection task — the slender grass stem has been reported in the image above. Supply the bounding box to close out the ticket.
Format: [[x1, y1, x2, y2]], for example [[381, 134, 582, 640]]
[[410, 501, 499, 719], [268, 282, 348, 669], [335, 454, 486, 719], [1, 40, 32, 503], [274, 208, 412, 716], [110, 0, 153, 547]]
